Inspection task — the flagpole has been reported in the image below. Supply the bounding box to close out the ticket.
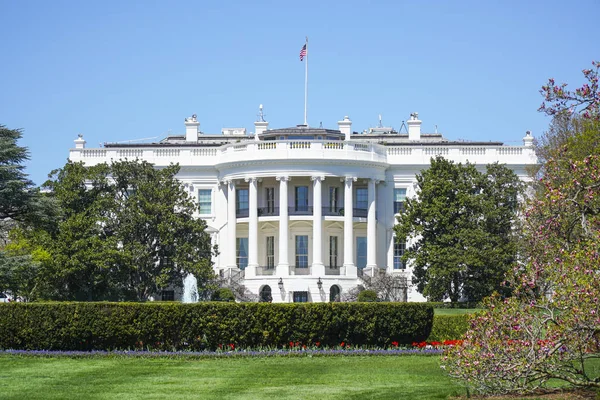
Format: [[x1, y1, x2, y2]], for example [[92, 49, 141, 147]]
[[304, 36, 308, 126]]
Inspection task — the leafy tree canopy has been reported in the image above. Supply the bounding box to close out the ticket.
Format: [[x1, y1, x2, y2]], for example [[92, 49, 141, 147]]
[[395, 157, 523, 303]]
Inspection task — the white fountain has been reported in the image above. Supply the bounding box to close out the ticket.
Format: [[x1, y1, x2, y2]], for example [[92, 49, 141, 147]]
[[182, 273, 199, 303]]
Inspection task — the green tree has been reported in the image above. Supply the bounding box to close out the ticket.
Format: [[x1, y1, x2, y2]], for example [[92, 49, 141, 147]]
[[395, 157, 523, 303], [0, 125, 34, 225], [32, 160, 216, 301]]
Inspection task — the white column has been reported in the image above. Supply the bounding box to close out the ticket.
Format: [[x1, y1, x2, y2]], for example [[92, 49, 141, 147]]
[[276, 176, 290, 276], [367, 179, 378, 269], [311, 176, 325, 276], [246, 177, 258, 278], [227, 180, 237, 268], [343, 177, 357, 277]]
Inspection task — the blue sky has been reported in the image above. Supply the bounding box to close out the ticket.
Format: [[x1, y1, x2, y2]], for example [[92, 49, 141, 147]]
[[1, 0, 598, 185]]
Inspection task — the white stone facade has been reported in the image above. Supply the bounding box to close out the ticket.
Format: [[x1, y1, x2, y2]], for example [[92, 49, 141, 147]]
[[69, 113, 537, 303]]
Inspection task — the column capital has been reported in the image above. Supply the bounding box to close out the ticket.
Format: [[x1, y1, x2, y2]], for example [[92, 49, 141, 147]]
[[244, 176, 257, 183], [371, 178, 382, 185], [311, 175, 325, 182], [276, 175, 290, 182], [221, 178, 234, 186], [341, 176, 358, 183]]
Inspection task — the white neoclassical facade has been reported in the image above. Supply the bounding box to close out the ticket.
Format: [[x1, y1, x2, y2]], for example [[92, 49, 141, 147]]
[[69, 111, 537, 303]]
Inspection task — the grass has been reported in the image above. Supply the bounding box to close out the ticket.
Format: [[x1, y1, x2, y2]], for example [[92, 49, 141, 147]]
[[434, 308, 481, 316], [0, 354, 463, 400]]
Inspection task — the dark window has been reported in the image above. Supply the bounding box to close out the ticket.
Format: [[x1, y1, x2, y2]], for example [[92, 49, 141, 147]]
[[260, 286, 272, 302], [329, 285, 341, 302], [266, 187, 275, 213], [394, 188, 406, 214], [266, 236, 275, 268], [237, 189, 249, 212], [329, 236, 338, 267], [293, 291, 308, 303], [237, 237, 248, 270], [295, 235, 309, 268], [356, 237, 367, 269], [394, 241, 406, 270], [295, 186, 309, 211], [355, 187, 368, 210]]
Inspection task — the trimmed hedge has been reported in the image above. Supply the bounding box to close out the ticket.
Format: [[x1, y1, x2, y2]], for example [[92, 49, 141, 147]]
[[427, 314, 471, 342], [428, 301, 481, 309], [0, 302, 433, 351]]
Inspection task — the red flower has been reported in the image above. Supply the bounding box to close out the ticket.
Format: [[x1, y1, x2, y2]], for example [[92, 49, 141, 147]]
[[315, 341, 321, 347], [340, 342, 345, 347], [289, 341, 294, 348], [391, 341, 399, 347], [229, 343, 235, 350]]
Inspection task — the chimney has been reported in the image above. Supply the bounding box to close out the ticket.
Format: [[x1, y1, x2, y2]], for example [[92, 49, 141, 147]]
[[74, 134, 86, 149], [338, 116, 352, 141], [407, 112, 421, 141], [185, 114, 200, 142], [523, 130, 534, 147], [254, 104, 269, 138]]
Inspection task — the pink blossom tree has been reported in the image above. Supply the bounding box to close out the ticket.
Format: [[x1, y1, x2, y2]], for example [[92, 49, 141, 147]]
[[442, 60, 600, 395]]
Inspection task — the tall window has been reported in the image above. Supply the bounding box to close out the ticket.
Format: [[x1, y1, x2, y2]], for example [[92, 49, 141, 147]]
[[295, 235, 308, 268], [236, 189, 249, 211], [295, 186, 309, 212], [394, 188, 406, 214], [329, 285, 340, 302], [266, 236, 275, 268], [356, 237, 367, 269], [394, 241, 406, 270], [236, 238, 248, 270], [265, 188, 275, 213], [329, 187, 338, 211], [355, 188, 368, 210], [198, 189, 212, 215], [329, 236, 338, 267]]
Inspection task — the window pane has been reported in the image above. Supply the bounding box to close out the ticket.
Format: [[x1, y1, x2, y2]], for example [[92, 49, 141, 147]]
[[295, 235, 308, 268], [355, 188, 368, 209], [266, 236, 275, 268], [394, 188, 406, 214], [237, 189, 249, 211], [329, 187, 338, 209], [295, 186, 309, 211], [329, 236, 338, 267], [266, 188, 275, 212], [237, 237, 248, 270], [394, 241, 406, 270], [356, 237, 367, 269], [293, 291, 308, 302], [198, 189, 212, 214]]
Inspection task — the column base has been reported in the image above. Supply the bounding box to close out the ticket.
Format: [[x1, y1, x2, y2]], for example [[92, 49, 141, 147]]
[[344, 263, 357, 277], [245, 264, 258, 278], [276, 264, 290, 276], [311, 263, 325, 277]]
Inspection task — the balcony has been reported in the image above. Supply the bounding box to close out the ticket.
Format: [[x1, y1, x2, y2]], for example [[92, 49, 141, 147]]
[[256, 266, 276, 276], [288, 206, 313, 216], [353, 207, 368, 218], [236, 208, 249, 218], [258, 207, 279, 217], [324, 266, 342, 275], [291, 266, 311, 275], [322, 206, 344, 216]]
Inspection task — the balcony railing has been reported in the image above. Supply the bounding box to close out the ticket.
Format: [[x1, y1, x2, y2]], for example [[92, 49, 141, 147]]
[[291, 266, 311, 275], [353, 207, 368, 218], [323, 206, 344, 216], [288, 206, 313, 216], [258, 207, 279, 217], [236, 208, 249, 218], [324, 266, 341, 275], [256, 266, 276, 276]]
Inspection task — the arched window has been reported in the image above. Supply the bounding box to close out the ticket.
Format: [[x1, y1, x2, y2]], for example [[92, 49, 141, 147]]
[[329, 285, 341, 302], [260, 285, 272, 302]]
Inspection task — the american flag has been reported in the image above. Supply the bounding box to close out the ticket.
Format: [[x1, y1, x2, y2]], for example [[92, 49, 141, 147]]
[[299, 44, 307, 61]]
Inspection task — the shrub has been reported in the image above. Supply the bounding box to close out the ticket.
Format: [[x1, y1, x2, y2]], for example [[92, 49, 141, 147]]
[[0, 302, 433, 351], [211, 288, 235, 302], [427, 314, 471, 342], [357, 290, 378, 302]]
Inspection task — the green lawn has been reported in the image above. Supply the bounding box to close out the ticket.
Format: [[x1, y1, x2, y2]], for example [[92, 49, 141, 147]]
[[0, 354, 463, 400], [434, 308, 481, 316]]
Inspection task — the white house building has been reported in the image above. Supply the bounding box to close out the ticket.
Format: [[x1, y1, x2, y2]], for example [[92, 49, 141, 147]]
[[69, 110, 537, 303]]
